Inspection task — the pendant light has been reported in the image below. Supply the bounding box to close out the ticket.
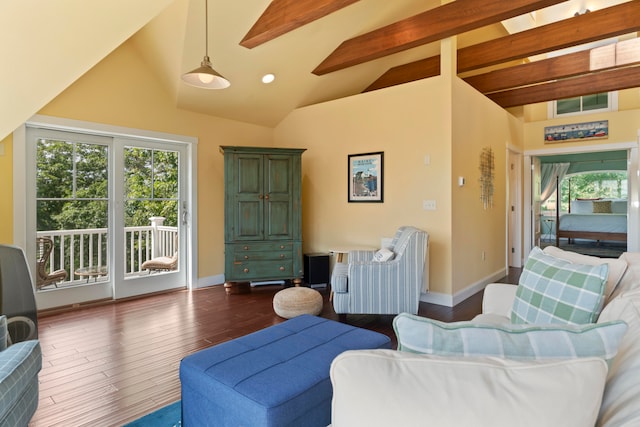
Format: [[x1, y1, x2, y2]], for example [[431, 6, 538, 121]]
[[181, 0, 230, 89]]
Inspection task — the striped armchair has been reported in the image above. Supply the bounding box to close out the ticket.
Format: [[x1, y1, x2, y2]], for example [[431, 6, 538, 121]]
[[332, 226, 429, 316]]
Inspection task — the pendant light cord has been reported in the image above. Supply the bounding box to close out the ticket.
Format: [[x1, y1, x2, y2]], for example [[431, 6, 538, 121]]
[[204, 0, 209, 58]]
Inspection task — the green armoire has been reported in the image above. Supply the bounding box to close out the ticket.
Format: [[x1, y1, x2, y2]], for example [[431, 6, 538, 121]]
[[221, 146, 306, 290]]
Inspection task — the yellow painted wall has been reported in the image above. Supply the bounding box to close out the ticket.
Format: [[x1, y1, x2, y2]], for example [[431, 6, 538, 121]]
[[524, 109, 640, 150], [4, 38, 274, 279], [523, 88, 640, 149], [275, 77, 454, 295], [275, 74, 521, 298], [0, 0, 176, 141], [451, 78, 522, 295], [0, 134, 13, 244]]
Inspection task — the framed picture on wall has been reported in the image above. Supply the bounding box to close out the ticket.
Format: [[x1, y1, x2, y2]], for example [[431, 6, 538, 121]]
[[348, 151, 384, 203]]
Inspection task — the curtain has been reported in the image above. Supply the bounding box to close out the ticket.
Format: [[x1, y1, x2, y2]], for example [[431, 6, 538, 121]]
[[541, 163, 570, 202]]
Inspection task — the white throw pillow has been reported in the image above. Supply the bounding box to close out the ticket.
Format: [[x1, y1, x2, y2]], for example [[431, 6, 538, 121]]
[[331, 349, 607, 427], [543, 245, 627, 301], [372, 248, 394, 262]]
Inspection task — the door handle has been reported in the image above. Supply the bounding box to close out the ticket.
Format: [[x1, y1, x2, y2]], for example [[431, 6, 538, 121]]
[[182, 201, 188, 225]]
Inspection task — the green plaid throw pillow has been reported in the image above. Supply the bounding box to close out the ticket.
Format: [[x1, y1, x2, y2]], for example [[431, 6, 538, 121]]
[[393, 313, 627, 363], [511, 247, 608, 325]]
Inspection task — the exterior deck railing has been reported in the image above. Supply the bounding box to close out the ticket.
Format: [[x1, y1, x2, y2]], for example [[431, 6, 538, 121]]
[[36, 222, 178, 287]]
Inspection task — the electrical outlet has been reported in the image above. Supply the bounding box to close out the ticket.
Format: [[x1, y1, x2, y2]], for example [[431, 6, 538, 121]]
[[423, 200, 436, 210]]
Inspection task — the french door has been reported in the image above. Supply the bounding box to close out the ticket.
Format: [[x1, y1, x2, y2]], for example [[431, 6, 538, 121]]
[[26, 126, 189, 309]]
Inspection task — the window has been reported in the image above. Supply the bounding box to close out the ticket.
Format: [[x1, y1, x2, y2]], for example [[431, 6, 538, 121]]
[[549, 92, 617, 118], [544, 171, 628, 214]]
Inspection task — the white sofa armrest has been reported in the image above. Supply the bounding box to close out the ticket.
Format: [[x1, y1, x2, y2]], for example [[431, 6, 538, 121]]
[[481, 283, 518, 317]]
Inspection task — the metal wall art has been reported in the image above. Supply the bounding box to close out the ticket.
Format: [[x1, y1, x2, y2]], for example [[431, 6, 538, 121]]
[[479, 147, 494, 209]]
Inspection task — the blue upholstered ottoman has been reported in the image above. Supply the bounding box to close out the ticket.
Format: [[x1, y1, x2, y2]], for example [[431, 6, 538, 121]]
[[179, 315, 391, 426]]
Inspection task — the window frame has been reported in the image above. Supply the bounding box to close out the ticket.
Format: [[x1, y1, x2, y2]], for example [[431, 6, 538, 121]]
[[548, 91, 618, 119]]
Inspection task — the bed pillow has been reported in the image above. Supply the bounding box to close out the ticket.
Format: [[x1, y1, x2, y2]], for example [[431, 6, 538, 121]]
[[611, 200, 627, 214], [571, 200, 594, 214], [511, 247, 608, 325], [593, 200, 612, 213], [542, 245, 627, 301], [393, 313, 627, 364]]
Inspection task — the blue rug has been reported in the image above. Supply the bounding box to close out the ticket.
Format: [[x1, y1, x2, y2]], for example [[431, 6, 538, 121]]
[[125, 400, 181, 427]]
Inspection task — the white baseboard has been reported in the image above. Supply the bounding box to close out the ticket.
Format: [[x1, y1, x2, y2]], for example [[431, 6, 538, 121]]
[[420, 267, 508, 307], [195, 274, 225, 289]]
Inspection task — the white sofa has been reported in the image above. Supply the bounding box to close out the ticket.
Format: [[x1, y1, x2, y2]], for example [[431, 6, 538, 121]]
[[330, 249, 640, 427]]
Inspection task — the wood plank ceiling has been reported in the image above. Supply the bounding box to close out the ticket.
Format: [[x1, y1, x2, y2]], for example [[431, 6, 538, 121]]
[[242, 0, 640, 109]]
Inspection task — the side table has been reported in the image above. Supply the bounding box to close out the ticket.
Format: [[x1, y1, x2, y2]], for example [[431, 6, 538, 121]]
[[75, 266, 107, 282]]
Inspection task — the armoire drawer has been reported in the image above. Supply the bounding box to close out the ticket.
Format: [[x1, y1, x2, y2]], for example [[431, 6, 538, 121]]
[[229, 260, 294, 279], [229, 242, 293, 261]]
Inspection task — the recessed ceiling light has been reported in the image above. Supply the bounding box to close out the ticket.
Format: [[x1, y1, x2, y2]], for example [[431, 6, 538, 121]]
[[262, 74, 275, 84]]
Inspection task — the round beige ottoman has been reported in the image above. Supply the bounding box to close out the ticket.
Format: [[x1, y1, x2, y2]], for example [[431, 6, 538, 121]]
[[273, 286, 323, 319]]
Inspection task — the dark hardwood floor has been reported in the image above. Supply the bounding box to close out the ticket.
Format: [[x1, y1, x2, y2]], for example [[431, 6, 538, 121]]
[[30, 268, 521, 426]]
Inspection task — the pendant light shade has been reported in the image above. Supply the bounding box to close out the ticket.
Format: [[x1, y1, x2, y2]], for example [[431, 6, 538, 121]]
[[182, 0, 230, 89], [182, 56, 230, 89]]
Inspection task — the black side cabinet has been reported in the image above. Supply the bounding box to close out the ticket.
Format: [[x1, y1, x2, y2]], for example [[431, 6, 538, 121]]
[[303, 253, 330, 288]]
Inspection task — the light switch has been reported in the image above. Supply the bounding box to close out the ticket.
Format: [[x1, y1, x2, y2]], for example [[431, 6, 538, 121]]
[[423, 200, 436, 210]]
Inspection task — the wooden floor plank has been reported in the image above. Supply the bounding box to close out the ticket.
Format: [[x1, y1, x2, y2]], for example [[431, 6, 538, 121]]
[[30, 271, 519, 426]]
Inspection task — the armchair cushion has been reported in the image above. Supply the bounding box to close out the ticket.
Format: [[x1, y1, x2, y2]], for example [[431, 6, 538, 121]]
[[394, 313, 627, 363], [511, 247, 608, 325], [0, 315, 41, 426], [480, 283, 518, 318], [330, 349, 607, 427]]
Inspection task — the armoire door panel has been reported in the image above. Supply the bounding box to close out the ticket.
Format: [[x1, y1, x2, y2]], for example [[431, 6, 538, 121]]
[[266, 200, 291, 239], [237, 156, 262, 194], [266, 156, 292, 195], [235, 200, 263, 240]]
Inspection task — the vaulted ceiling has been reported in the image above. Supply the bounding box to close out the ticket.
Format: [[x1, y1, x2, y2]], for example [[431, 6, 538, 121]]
[[166, 0, 639, 126], [2, 0, 638, 140]]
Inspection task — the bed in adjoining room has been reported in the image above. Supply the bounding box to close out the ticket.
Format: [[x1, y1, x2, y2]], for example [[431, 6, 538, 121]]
[[555, 198, 627, 246]]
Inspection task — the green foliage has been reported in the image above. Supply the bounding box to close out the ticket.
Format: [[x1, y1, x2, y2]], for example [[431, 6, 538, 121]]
[[124, 148, 178, 227], [37, 140, 179, 231], [560, 171, 627, 209]]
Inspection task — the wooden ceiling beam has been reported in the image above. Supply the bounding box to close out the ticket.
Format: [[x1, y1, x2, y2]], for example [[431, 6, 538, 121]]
[[312, 0, 569, 75], [465, 38, 640, 94], [364, 56, 441, 92], [365, 2, 640, 93], [458, 1, 640, 73], [240, 0, 359, 49], [487, 65, 640, 108]]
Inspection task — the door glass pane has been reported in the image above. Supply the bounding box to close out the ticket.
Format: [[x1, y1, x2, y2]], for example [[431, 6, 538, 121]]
[[36, 138, 109, 290], [124, 147, 179, 277]]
